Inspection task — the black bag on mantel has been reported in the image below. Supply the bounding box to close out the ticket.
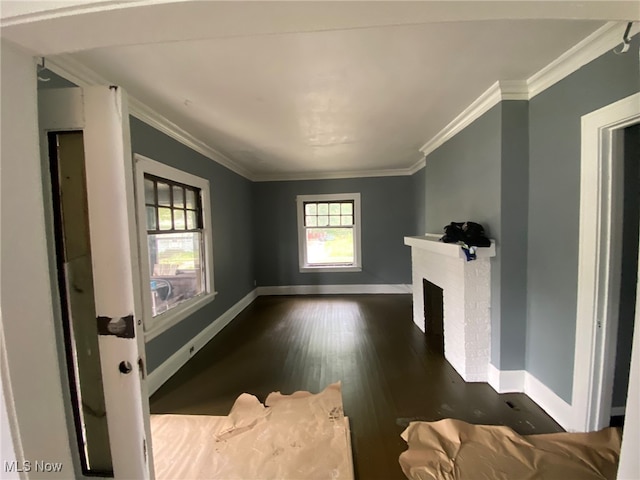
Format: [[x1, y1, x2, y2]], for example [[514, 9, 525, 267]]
[[440, 221, 491, 247]]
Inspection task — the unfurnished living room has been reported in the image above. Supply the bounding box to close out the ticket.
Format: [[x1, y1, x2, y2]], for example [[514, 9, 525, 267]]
[[1, 2, 640, 479]]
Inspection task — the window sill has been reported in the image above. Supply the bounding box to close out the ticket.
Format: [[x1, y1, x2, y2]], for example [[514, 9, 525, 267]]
[[300, 266, 362, 273], [144, 291, 217, 342]]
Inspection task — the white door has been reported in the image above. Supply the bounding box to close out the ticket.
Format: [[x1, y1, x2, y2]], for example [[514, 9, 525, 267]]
[[39, 86, 154, 479]]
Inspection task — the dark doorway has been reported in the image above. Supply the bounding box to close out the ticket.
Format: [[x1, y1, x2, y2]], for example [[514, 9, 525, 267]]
[[423, 279, 444, 353]]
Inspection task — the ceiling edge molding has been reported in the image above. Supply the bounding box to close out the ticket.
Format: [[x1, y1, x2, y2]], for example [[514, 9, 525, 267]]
[[253, 165, 420, 183], [44, 54, 256, 181], [408, 157, 426, 174], [527, 21, 640, 99], [419, 21, 636, 159], [419, 81, 503, 157]]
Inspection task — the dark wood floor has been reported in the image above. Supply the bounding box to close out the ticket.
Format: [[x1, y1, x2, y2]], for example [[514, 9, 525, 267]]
[[150, 294, 563, 479]]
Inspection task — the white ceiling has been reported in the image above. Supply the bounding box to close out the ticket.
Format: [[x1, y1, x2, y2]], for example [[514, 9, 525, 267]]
[[2, 1, 638, 180]]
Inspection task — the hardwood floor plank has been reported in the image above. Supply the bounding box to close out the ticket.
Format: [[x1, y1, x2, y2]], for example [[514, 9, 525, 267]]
[[150, 294, 563, 479]]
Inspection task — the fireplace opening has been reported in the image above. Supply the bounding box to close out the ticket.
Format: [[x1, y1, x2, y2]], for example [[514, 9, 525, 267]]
[[423, 279, 444, 354]]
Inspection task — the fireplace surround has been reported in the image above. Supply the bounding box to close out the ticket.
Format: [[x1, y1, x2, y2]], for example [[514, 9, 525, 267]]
[[405, 234, 496, 382]]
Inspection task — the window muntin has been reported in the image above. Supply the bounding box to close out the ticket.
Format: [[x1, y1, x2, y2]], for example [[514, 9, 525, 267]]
[[135, 154, 215, 341], [297, 193, 361, 272]]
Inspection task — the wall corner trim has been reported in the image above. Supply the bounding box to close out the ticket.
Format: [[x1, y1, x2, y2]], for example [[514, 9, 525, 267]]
[[487, 364, 525, 393], [487, 366, 574, 431], [147, 289, 258, 395]]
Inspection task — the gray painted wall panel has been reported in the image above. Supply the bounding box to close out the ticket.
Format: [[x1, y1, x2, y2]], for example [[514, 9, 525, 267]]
[[527, 35, 640, 402], [130, 118, 255, 372], [253, 176, 414, 287], [412, 166, 426, 235], [424, 104, 503, 366], [499, 101, 529, 370]]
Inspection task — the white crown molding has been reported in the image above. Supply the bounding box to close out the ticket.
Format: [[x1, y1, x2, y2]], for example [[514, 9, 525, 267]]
[[419, 21, 637, 160], [527, 22, 640, 99], [408, 157, 426, 174], [419, 80, 528, 158], [252, 166, 421, 182], [44, 54, 256, 181]]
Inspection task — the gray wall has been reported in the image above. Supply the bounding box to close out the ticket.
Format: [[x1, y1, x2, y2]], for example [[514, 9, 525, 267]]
[[424, 104, 504, 366], [131, 118, 255, 371], [253, 176, 414, 287], [499, 101, 529, 371], [612, 123, 640, 408], [526, 35, 640, 403], [412, 166, 426, 235]]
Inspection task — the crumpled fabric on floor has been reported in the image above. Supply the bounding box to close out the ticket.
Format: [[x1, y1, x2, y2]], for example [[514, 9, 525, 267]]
[[399, 418, 621, 480], [151, 382, 353, 479]]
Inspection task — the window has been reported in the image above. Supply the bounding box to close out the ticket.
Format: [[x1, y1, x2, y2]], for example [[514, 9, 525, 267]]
[[297, 193, 362, 272], [135, 154, 215, 340]]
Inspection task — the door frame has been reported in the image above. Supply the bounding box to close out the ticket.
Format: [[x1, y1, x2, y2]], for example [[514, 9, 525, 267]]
[[573, 92, 640, 432], [38, 86, 153, 478]]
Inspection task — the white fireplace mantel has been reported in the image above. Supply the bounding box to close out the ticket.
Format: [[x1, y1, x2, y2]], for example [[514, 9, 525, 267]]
[[404, 233, 495, 383], [404, 234, 496, 259]]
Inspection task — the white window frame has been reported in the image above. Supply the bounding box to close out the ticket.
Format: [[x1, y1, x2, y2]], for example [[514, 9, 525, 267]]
[[296, 192, 362, 273], [134, 153, 216, 341]]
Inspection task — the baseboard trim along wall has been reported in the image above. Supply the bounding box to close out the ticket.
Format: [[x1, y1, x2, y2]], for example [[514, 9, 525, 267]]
[[256, 284, 412, 296], [487, 364, 574, 431], [487, 364, 526, 393], [147, 289, 258, 395]]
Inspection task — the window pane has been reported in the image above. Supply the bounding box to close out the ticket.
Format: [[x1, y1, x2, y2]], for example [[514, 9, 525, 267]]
[[146, 206, 157, 230], [306, 228, 354, 265], [306, 216, 317, 227], [317, 215, 329, 227], [157, 182, 171, 206], [341, 215, 353, 226], [329, 215, 340, 226], [329, 203, 341, 215], [173, 186, 184, 208], [341, 203, 353, 215], [144, 178, 155, 204], [158, 207, 172, 230], [318, 203, 329, 215], [186, 210, 197, 230], [186, 190, 197, 209], [148, 232, 204, 317], [305, 203, 317, 216], [174, 209, 185, 230]]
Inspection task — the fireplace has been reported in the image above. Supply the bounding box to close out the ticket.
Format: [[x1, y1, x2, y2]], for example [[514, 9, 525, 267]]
[[423, 279, 444, 353], [405, 234, 496, 382]]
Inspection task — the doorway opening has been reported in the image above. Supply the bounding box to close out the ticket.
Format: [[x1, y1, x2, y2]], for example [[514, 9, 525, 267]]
[[609, 123, 639, 428], [48, 130, 113, 476], [573, 92, 640, 432]]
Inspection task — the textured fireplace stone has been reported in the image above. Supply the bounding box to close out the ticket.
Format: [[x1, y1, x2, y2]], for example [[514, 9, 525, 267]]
[[405, 235, 495, 382]]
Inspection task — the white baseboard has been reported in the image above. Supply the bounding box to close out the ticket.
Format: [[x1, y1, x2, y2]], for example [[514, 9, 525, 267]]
[[147, 288, 258, 395], [524, 371, 574, 431], [487, 364, 525, 393], [487, 366, 574, 430], [256, 284, 411, 296]]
